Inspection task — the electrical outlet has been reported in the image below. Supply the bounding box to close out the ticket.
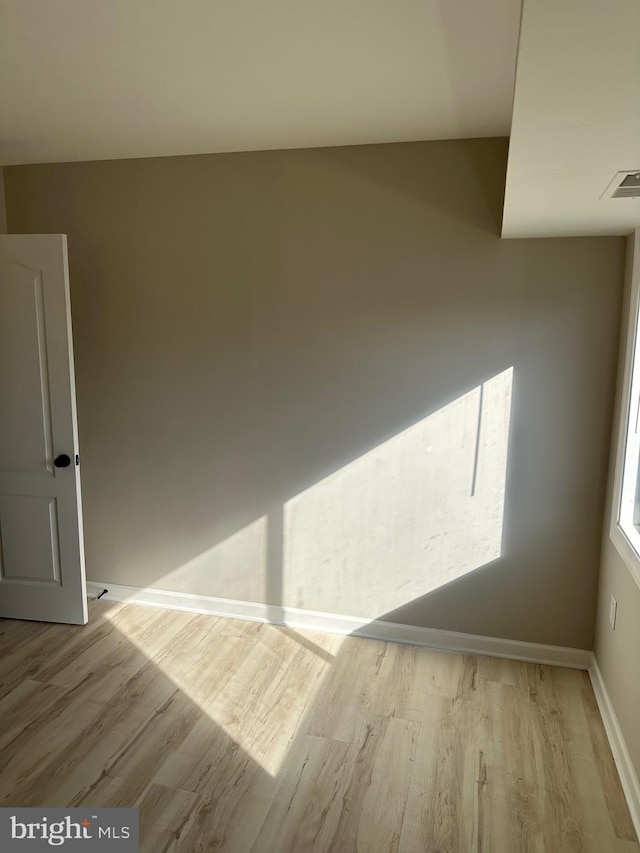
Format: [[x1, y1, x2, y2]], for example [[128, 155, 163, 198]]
[[609, 594, 618, 630]]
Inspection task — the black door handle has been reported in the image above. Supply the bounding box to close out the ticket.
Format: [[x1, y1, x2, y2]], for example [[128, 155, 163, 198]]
[[54, 454, 71, 468]]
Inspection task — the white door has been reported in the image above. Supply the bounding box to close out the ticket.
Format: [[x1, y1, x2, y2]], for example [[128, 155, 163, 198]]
[[0, 234, 87, 624]]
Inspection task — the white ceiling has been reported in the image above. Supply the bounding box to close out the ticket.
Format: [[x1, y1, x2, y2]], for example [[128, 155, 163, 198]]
[[0, 0, 520, 166], [2, 1, 639, 239], [503, 0, 640, 238]]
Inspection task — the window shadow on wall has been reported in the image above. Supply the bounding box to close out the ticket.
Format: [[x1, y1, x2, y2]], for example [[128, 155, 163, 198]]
[[111, 367, 515, 646]]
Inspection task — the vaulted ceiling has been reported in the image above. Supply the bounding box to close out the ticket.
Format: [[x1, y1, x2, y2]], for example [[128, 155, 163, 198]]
[[1, 0, 639, 238], [0, 0, 520, 163]]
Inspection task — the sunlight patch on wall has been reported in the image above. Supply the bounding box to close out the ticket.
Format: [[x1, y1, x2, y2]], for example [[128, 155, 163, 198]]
[[283, 368, 513, 620]]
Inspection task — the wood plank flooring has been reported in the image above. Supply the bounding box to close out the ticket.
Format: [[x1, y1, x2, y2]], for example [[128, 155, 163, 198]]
[[0, 599, 637, 852]]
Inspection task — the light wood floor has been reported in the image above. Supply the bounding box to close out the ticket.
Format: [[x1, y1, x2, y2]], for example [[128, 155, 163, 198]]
[[0, 600, 637, 852]]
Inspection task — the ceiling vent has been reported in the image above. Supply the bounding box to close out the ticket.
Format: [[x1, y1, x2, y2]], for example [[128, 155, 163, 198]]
[[602, 171, 640, 200]]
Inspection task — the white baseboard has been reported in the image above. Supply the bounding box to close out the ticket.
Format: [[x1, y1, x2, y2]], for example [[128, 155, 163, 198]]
[[86, 580, 592, 669], [86, 581, 272, 624], [588, 657, 640, 840]]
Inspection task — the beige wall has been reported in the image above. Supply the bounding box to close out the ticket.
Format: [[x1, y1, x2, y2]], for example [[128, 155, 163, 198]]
[[4, 139, 625, 648], [594, 232, 640, 777]]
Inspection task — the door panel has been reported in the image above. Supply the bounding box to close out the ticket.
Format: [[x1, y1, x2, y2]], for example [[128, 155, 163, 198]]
[[0, 496, 61, 583], [0, 264, 54, 473], [0, 235, 87, 624]]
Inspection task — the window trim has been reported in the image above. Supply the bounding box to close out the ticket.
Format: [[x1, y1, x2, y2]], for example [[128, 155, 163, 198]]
[[610, 228, 640, 590]]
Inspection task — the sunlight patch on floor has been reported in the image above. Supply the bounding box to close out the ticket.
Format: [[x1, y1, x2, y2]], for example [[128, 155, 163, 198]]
[[105, 606, 345, 777]]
